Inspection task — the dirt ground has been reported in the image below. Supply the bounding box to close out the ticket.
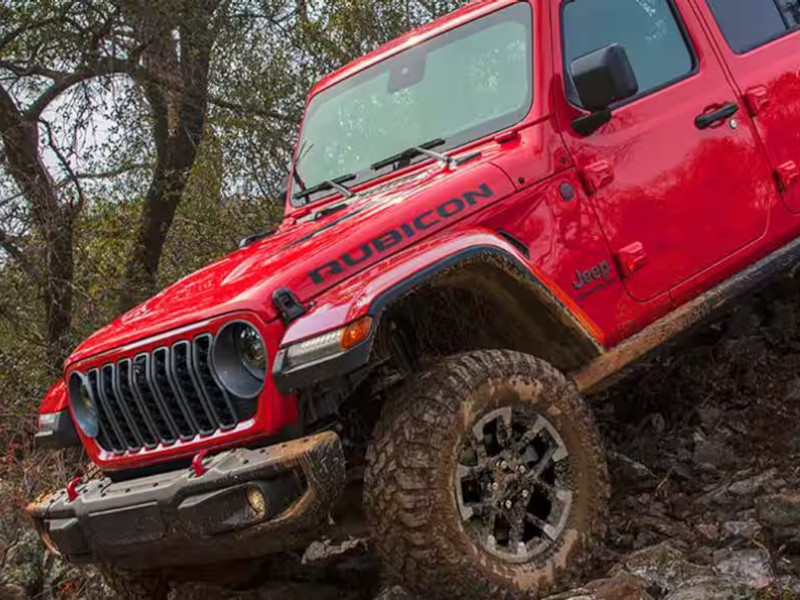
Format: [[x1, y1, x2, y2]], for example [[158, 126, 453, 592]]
[[7, 274, 800, 599]]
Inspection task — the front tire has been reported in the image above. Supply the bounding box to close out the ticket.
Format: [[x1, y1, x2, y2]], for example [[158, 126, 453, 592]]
[[363, 350, 608, 599]]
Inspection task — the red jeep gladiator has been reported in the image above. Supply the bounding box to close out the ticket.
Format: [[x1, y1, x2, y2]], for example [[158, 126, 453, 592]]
[[26, 0, 800, 597]]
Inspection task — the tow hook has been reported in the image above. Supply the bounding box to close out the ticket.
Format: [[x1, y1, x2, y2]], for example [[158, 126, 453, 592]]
[[65, 476, 82, 502], [191, 449, 210, 477]]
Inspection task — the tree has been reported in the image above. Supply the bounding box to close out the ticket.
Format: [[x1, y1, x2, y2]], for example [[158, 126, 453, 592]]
[[0, 0, 143, 367], [116, 0, 222, 311]]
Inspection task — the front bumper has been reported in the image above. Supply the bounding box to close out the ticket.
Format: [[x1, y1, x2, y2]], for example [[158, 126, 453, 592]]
[[26, 431, 345, 569]]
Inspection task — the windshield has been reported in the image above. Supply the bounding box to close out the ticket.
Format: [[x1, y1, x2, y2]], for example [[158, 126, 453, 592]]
[[291, 3, 533, 205]]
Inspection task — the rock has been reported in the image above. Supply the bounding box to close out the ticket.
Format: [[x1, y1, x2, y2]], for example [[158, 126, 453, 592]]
[[696, 406, 722, 430], [692, 431, 735, 472], [785, 377, 800, 402], [608, 452, 656, 489], [544, 575, 654, 600], [756, 494, 800, 541], [374, 586, 421, 600], [1, 529, 45, 595], [664, 576, 754, 600], [757, 493, 800, 527], [772, 575, 800, 595], [0, 584, 27, 600], [302, 538, 368, 565], [728, 469, 778, 497], [695, 523, 719, 541], [609, 542, 712, 597], [713, 548, 774, 589], [583, 576, 654, 600], [721, 519, 761, 541]]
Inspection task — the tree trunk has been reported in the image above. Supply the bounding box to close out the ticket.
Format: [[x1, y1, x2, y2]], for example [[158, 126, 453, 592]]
[[44, 209, 75, 370], [117, 1, 217, 313], [0, 85, 76, 370]]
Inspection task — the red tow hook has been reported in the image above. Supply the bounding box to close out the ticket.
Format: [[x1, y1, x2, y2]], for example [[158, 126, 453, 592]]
[[191, 449, 210, 477], [65, 477, 82, 502]]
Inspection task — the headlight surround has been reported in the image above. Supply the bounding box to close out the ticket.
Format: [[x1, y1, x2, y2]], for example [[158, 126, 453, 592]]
[[212, 321, 268, 399], [67, 372, 98, 438]]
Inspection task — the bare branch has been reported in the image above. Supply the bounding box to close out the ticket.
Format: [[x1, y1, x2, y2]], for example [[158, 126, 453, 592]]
[[38, 119, 85, 213], [0, 60, 71, 81], [25, 58, 135, 121], [0, 16, 65, 55], [208, 94, 297, 123]]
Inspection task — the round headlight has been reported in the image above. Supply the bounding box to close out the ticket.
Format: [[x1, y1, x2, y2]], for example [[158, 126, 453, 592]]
[[234, 325, 267, 378], [212, 321, 267, 399], [68, 372, 98, 438]]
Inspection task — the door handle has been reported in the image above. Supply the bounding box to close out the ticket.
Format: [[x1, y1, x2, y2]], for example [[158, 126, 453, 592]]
[[695, 102, 739, 130]]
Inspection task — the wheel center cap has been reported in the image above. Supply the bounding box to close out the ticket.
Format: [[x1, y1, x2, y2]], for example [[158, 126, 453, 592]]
[[455, 406, 574, 564]]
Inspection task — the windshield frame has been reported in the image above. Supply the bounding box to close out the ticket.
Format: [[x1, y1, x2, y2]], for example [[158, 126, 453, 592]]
[[287, 1, 535, 208]]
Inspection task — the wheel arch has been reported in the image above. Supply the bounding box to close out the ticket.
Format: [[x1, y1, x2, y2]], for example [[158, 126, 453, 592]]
[[369, 246, 602, 373], [273, 234, 603, 393]]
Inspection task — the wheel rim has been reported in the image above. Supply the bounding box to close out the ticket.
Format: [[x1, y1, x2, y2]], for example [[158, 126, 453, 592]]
[[455, 406, 573, 564]]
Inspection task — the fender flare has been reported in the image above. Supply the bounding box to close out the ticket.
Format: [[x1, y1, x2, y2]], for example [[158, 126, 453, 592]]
[[272, 230, 601, 393]]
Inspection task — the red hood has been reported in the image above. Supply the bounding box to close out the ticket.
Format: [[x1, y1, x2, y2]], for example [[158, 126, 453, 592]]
[[67, 157, 515, 366]]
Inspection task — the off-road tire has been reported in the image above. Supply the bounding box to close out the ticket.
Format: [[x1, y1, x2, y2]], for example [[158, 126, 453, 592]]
[[363, 350, 609, 599], [97, 565, 169, 600]]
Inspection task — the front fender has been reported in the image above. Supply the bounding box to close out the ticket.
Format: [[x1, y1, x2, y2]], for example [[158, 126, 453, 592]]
[[272, 229, 600, 392]]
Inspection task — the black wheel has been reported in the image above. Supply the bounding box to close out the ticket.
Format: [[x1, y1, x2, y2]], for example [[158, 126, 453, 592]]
[[364, 350, 609, 599]]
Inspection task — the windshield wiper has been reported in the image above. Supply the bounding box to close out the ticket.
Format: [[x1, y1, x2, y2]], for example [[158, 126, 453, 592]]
[[293, 173, 356, 204], [371, 138, 448, 172]]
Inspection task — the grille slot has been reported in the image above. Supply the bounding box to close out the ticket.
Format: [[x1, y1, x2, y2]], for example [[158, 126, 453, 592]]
[[117, 359, 158, 448], [91, 334, 253, 452], [100, 365, 141, 450], [132, 354, 177, 444], [171, 341, 216, 434], [152, 348, 194, 439]]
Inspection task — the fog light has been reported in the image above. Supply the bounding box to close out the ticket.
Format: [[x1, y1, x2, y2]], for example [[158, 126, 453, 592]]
[[247, 486, 267, 516]]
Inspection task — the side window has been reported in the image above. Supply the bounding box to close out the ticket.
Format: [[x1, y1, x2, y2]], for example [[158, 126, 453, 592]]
[[563, 0, 694, 106], [706, 0, 800, 54]]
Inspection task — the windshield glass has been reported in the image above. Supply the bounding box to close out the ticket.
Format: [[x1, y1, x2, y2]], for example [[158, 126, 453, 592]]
[[291, 3, 533, 204]]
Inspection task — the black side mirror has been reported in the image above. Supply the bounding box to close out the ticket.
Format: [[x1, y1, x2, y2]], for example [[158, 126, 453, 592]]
[[570, 43, 638, 135]]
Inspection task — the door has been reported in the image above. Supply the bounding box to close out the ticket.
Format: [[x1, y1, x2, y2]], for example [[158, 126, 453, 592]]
[[699, 0, 800, 213], [554, 0, 775, 302]]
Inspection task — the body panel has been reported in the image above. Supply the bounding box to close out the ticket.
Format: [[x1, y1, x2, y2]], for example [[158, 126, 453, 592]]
[[694, 0, 800, 214], [552, 0, 776, 303]]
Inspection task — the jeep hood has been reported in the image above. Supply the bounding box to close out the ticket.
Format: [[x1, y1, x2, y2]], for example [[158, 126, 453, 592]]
[[68, 159, 514, 366]]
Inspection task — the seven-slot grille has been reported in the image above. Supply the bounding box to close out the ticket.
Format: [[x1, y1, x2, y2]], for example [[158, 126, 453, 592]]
[[86, 334, 245, 453]]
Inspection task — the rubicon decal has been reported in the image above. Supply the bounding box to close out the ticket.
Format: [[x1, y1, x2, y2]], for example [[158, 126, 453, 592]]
[[309, 183, 494, 284]]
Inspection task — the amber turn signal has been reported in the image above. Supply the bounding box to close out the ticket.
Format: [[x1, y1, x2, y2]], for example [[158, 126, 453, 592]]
[[340, 316, 374, 349]]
